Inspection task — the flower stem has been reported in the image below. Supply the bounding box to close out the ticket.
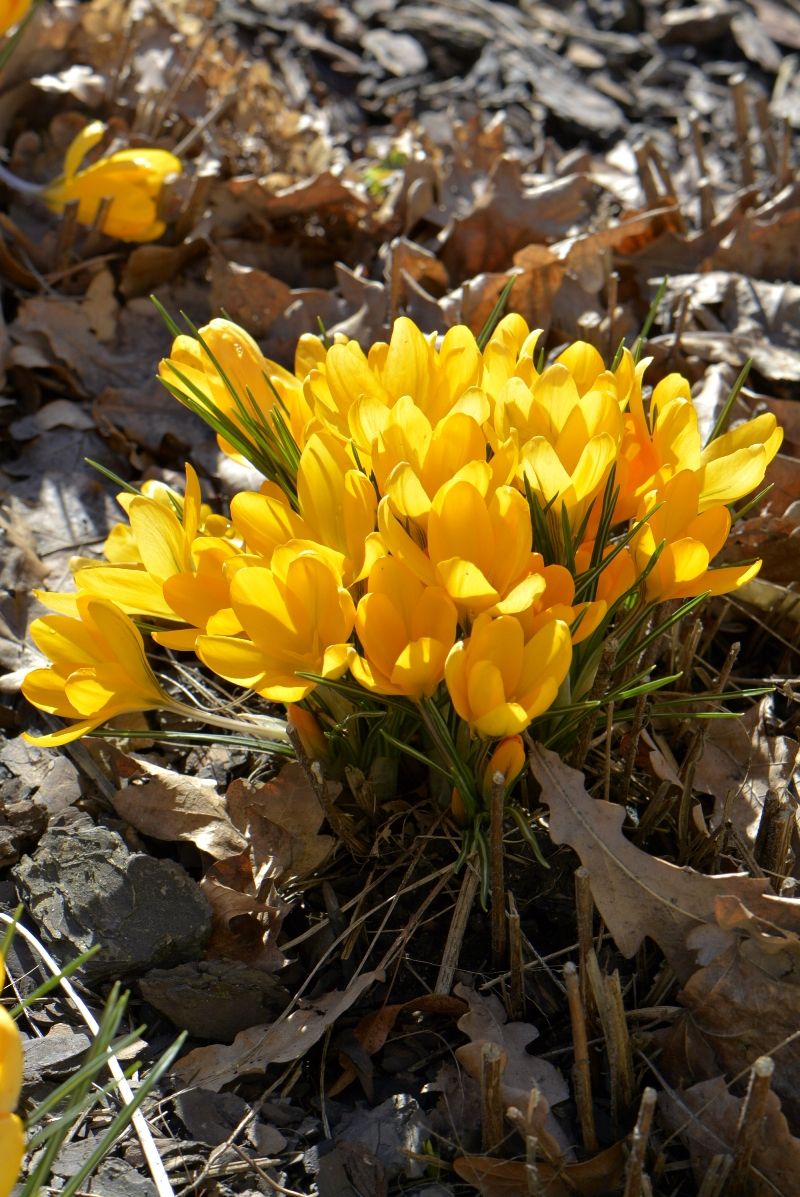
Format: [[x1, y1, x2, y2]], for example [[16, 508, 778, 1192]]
[[167, 699, 289, 744]]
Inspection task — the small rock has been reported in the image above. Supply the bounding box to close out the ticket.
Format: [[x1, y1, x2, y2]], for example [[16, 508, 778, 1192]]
[[334, 1094, 429, 1180], [23, 1025, 91, 1086], [15, 809, 211, 984], [362, 29, 427, 77], [139, 959, 290, 1041]]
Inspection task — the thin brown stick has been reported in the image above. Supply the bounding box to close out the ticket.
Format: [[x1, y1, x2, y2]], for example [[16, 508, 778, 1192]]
[[604, 970, 636, 1131], [54, 199, 80, 271], [731, 74, 755, 186], [508, 890, 525, 1020], [490, 770, 507, 966], [481, 1042, 506, 1154], [623, 1087, 657, 1197], [730, 1056, 774, 1195], [435, 855, 480, 994], [574, 867, 594, 1013], [565, 962, 598, 1154], [697, 1155, 733, 1197]]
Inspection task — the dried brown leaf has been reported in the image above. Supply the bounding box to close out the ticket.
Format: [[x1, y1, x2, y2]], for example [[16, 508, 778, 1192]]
[[660, 1077, 800, 1197], [172, 969, 384, 1091], [454, 1142, 626, 1197], [226, 760, 334, 887], [529, 744, 798, 982], [111, 756, 248, 860]]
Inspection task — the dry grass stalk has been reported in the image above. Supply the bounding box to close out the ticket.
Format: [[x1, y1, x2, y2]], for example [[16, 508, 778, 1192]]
[[697, 1154, 733, 1197], [434, 854, 480, 994], [730, 1056, 775, 1195], [507, 889, 525, 1020], [574, 866, 594, 1014], [620, 693, 648, 806], [490, 769, 507, 966], [755, 789, 794, 879], [731, 74, 755, 187], [480, 1041, 506, 1154], [54, 198, 81, 271], [564, 961, 598, 1154], [604, 971, 636, 1122], [623, 1086, 656, 1197]]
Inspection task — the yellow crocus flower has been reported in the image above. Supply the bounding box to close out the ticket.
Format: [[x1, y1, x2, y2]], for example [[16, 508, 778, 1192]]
[[304, 317, 482, 436], [378, 477, 535, 619], [351, 556, 458, 699], [22, 595, 174, 746], [481, 735, 526, 800], [0, 0, 31, 35], [43, 121, 181, 242], [445, 614, 572, 738], [632, 471, 761, 601], [231, 431, 382, 585], [69, 464, 228, 626], [0, 952, 24, 1197], [197, 548, 356, 703], [160, 318, 315, 460], [618, 371, 783, 519]]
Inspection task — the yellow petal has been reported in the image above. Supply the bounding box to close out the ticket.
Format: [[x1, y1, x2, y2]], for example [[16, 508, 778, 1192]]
[[0, 1112, 24, 1192]]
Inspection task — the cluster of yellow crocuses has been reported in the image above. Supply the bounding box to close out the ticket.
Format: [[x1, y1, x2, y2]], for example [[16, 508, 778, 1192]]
[[23, 314, 781, 787]]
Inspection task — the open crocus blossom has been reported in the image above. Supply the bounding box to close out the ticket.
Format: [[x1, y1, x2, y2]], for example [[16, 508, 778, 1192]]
[[631, 471, 761, 601], [22, 595, 174, 746], [43, 121, 181, 242], [0, 952, 24, 1197], [23, 309, 782, 823]]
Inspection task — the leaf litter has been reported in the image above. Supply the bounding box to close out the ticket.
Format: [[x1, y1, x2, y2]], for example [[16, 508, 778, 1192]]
[[1, 0, 800, 1194]]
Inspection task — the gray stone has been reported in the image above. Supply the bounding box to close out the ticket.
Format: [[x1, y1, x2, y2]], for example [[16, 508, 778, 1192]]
[[15, 809, 211, 984], [139, 959, 290, 1041]]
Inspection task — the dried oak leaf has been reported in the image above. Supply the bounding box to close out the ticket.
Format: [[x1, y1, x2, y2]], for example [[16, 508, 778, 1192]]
[[111, 755, 248, 861], [172, 969, 384, 1091], [659, 1076, 800, 1197], [529, 744, 800, 983], [667, 905, 800, 1118], [226, 760, 335, 888], [453, 1142, 625, 1197], [693, 697, 799, 841]]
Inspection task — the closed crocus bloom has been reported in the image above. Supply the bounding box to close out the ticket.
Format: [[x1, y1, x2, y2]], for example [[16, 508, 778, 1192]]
[[632, 471, 761, 601], [304, 317, 482, 437], [512, 553, 607, 644], [232, 433, 381, 585], [379, 478, 534, 618], [510, 364, 622, 533], [0, 954, 24, 1197], [43, 121, 181, 242], [160, 319, 314, 459], [22, 595, 172, 746], [296, 432, 381, 584], [481, 314, 543, 393], [481, 735, 526, 801], [197, 548, 356, 703], [352, 557, 458, 699], [445, 614, 572, 738], [287, 704, 329, 761], [0, 0, 31, 34]]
